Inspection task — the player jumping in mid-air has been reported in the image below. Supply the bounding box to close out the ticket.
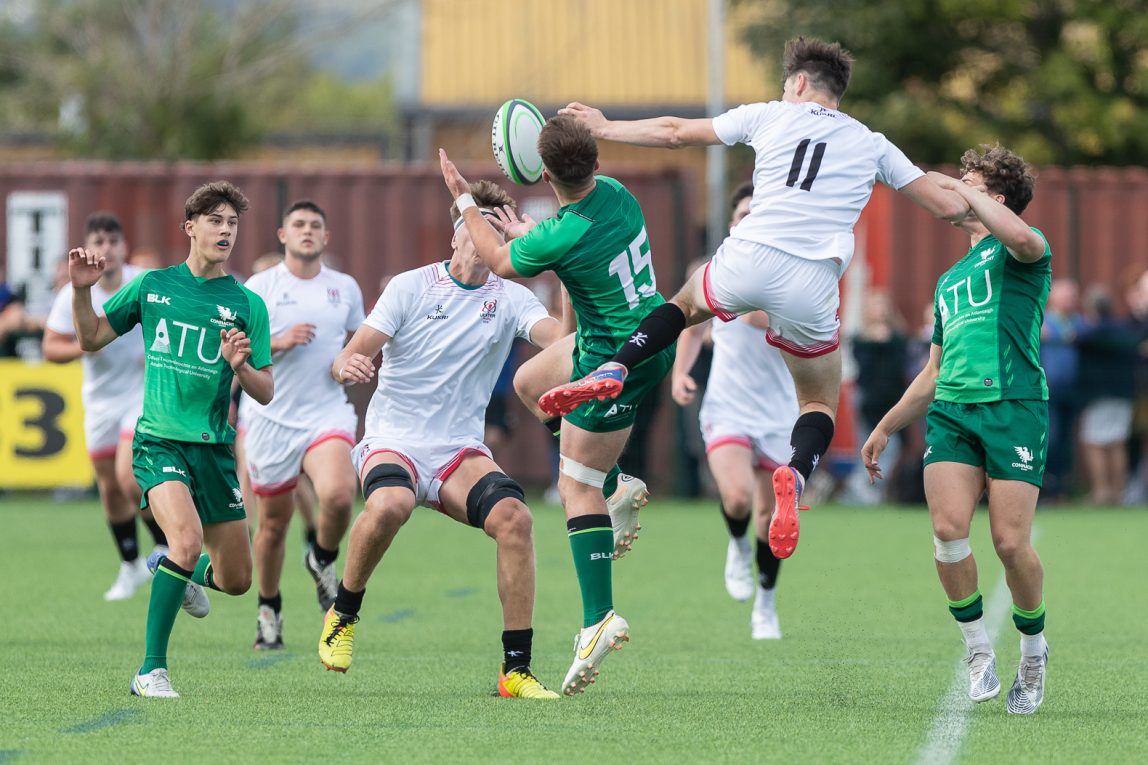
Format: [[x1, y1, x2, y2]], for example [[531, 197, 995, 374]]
[[671, 183, 799, 639], [539, 37, 970, 561], [862, 146, 1052, 715], [440, 115, 673, 695], [43, 212, 168, 601], [241, 200, 365, 649], [71, 181, 273, 698], [318, 180, 566, 699]]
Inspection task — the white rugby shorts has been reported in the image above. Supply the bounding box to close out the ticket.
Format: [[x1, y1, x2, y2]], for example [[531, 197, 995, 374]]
[[244, 409, 356, 496], [85, 395, 143, 460], [703, 237, 842, 357], [700, 416, 790, 471], [351, 437, 491, 510]]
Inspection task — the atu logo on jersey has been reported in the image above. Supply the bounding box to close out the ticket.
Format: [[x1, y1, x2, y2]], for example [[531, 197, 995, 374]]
[[937, 270, 992, 327], [149, 318, 224, 364]]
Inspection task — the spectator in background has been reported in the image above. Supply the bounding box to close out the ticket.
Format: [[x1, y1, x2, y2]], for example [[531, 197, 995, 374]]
[[1040, 278, 1084, 501], [1123, 269, 1148, 504], [0, 265, 27, 357], [1076, 284, 1139, 505]]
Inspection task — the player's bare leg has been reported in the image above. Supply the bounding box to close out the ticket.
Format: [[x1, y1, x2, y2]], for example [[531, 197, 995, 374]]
[[514, 331, 575, 422], [302, 438, 358, 611], [94, 454, 151, 600], [253, 490, 293, 649], [707, 443, 757, 602]]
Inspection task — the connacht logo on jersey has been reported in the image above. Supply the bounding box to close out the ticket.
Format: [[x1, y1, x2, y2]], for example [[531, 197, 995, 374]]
[[1012, 446, 1034, 471], [217, 305, 237, 322], [975, 250, 996, 268]]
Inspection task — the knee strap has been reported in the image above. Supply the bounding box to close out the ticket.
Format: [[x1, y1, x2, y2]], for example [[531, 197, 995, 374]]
[[559, 456, 607, 488], [363, 463, 414, 500], [466, 472, 525, 529], [933, 536, 972, 563]]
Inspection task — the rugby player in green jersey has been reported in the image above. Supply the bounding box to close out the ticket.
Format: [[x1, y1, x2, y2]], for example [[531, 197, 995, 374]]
[[439, 116, 672, 695], [861, 146, 1051, 714], [70, 181, 273, 698]]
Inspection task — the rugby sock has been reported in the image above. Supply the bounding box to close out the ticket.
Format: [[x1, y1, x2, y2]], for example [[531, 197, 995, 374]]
[[949, 590, 991, 651], [501, 628, 533, 674], [312, 542, 338, 567], [542, 416, 622, 501], [1012, 600, 1046, 645], [721, 503, 750, 538], [304, 526, 318, 549], [142, 516, 168, 547], [611, 303, 686, 372], [259, 592, 282, 613], [109, 518, 140, 562], [789, 411, 835, 483], [191, 553, 221, 592], [141, 558, 192, 673], [333, 581, 365, 618], [756, 537, 781, 589], [567, 514, 614, 627]]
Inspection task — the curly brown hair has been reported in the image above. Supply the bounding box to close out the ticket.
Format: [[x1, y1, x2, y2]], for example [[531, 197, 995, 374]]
[[537, 115, 598, 188], [960, 145, 1035, 214], [450, 180, 516, 223], [184, 181, 250, 221], [782, 37, 854, 101]]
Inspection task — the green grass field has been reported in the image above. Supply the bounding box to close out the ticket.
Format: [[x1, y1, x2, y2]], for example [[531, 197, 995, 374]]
[[1, 495, 1145, 764]]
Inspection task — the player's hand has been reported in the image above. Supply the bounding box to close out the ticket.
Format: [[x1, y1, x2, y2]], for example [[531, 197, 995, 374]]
[[336, 353, 376, 385], [491, 205, 537, 240], [438, 149, 470, 199], [558, 102, 607, 135], [860, 429, 889, 484], [926, 170, 960, 191], [220, 328, 251, 371], [68, 247, 105, 289], [671, 373, 697, 406], [278, 323, 316, 349]]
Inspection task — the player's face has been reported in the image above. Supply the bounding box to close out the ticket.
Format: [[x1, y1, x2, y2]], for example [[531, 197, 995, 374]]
[[729, 197, 751, 229], [279, 210, 328, 260], [186, 203, 239, 264], [451, 214, 505, 261], [84, 228, 127, 272]]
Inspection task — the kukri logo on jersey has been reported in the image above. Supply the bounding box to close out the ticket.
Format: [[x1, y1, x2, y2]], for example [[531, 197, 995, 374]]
[[937, 270, 992, 327]]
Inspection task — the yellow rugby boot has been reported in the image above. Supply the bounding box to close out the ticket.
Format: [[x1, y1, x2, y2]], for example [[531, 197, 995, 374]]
[[318, 607, 358, 672], [498, 664, 560, 700]]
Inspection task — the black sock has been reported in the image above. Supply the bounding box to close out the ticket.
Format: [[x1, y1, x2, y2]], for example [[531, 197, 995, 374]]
[[333, 581, 365, 618], [720, 503, 750, 538], [756, 537, 781, 589], [543, 416, 561, 438], [142, 516, 167, 547], [502, 628, 533, 673], [612, 303, 686, 372], [789, 411, 835, 482], [304, 526, 318, 549], [109, 518, 140, 562], [313, 542, 338, 567], [259, 592, 282, 613]]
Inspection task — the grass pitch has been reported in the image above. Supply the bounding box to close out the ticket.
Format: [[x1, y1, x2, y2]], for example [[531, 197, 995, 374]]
[[1, 495, 1145, 764]]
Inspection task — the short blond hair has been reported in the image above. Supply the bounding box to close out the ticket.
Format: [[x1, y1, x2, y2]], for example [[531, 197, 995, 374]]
[[450, 179, 516, 223]]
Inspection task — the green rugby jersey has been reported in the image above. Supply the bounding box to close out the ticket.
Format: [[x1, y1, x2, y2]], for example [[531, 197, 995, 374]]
[[931, 229, 1051, 403], [509, 175, 664, 359], [103, 263, 272, 444]]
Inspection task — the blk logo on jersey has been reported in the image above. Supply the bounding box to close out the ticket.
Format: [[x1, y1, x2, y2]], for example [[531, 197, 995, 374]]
[[146, 293, 172, 305], [480, 299, 498, 323], [426, 304, 449, 321]]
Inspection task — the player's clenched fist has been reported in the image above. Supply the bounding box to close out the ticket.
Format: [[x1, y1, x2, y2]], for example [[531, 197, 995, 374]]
[[220, 328, 251, 370], [336, 353, 375, 385], [68, 247, 106, 288]]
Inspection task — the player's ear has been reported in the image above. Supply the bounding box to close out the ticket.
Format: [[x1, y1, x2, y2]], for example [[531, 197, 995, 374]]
[[541, 168, 551, 185], [594, 160, 601, 173], [277, 227, 287, 245]]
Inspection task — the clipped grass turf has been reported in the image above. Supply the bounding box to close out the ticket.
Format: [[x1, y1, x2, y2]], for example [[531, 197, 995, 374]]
[[1, 496, 1145, 763]]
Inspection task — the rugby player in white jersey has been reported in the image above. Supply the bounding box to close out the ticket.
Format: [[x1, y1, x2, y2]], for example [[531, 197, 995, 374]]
[[672, 183, 799, 639], [317, 181, 565, 699], [42, 212, 167, 601], [543, 37, 971, 560], [241, 200, 365, 650]]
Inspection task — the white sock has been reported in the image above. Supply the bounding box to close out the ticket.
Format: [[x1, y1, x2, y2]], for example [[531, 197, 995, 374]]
[[1020, 631, 1046, 658], [755, 585, 776, 610], [733, 535, 752, 554], [958, 618, 991, 653]]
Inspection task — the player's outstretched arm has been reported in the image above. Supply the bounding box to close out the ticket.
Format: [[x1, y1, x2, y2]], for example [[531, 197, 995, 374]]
[[927, 171, 1046, 262], [559, 102, 721, 149], [332, 324, 387, 385], [861, 343, 942, 482], [897, 176, 971, 223], [68, 247, 119, 352], [439, 150, 525, 278], [222, 328, 273, 405], [527, 316, 565, 350]]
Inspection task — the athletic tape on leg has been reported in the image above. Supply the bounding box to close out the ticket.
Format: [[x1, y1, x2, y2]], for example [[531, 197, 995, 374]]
[[559, 456, 607, 488], [933, 536, 972, 563]]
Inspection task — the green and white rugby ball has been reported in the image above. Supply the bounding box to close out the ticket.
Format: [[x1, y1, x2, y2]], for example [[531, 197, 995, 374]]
[[492, 99, 545, 185]]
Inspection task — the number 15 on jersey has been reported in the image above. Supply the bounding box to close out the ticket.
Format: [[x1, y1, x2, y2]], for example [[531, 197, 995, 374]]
[[608, 227, 657, 310]]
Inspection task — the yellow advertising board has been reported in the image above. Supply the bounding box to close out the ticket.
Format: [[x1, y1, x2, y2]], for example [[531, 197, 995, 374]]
[[0, 359, 94, 488]]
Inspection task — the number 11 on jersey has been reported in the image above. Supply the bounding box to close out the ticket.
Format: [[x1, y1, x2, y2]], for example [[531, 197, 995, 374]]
[[608, 227, 657, 309]]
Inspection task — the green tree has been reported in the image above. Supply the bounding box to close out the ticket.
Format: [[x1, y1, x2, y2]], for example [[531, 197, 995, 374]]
[[735, 0, 1148, 165]]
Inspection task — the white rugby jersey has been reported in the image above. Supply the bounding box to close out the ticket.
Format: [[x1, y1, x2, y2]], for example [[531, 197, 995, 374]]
[[701, 317, 799, 437], [362, 261, 550, 445], [46, 265, 144, 405], [241, 262, 364, 428], [713, 100, 923, 264]]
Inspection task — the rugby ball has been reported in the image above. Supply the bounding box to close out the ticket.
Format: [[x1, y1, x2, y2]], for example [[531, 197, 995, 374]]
[[492, 99, 545, 185]]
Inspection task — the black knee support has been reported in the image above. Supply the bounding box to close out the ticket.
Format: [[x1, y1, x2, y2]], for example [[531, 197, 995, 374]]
[[363, 463, 414, 500], [465, 472, 525, 529]]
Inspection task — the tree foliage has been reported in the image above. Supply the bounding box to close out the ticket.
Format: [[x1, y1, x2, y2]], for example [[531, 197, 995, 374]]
[[735, 0, 1148, 165], [0, 0, 397, 160]]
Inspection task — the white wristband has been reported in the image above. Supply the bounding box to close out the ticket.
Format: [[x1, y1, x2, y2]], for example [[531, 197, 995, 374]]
[[455, 193, 476, 212]]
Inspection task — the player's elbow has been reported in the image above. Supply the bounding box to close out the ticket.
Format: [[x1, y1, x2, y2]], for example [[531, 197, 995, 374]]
[[78, 335, 103, 353]]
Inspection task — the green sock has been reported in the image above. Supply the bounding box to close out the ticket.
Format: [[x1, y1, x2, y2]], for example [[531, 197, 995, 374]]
[[601, 465, 621, 499], [191, 553, 221, 591], [947, 589, 984, 622], [141, 560, 191, 674], [568, 514, 614, 627], [1012, 600, 1046, 635]]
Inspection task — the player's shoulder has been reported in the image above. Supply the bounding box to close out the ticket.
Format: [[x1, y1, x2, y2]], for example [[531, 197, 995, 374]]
[[321, 265, 364, 292]]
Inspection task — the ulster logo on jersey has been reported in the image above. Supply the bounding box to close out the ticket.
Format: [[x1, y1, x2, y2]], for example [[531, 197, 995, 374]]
[[327, 288, 341, 306], [480, 299, 498, 323]]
